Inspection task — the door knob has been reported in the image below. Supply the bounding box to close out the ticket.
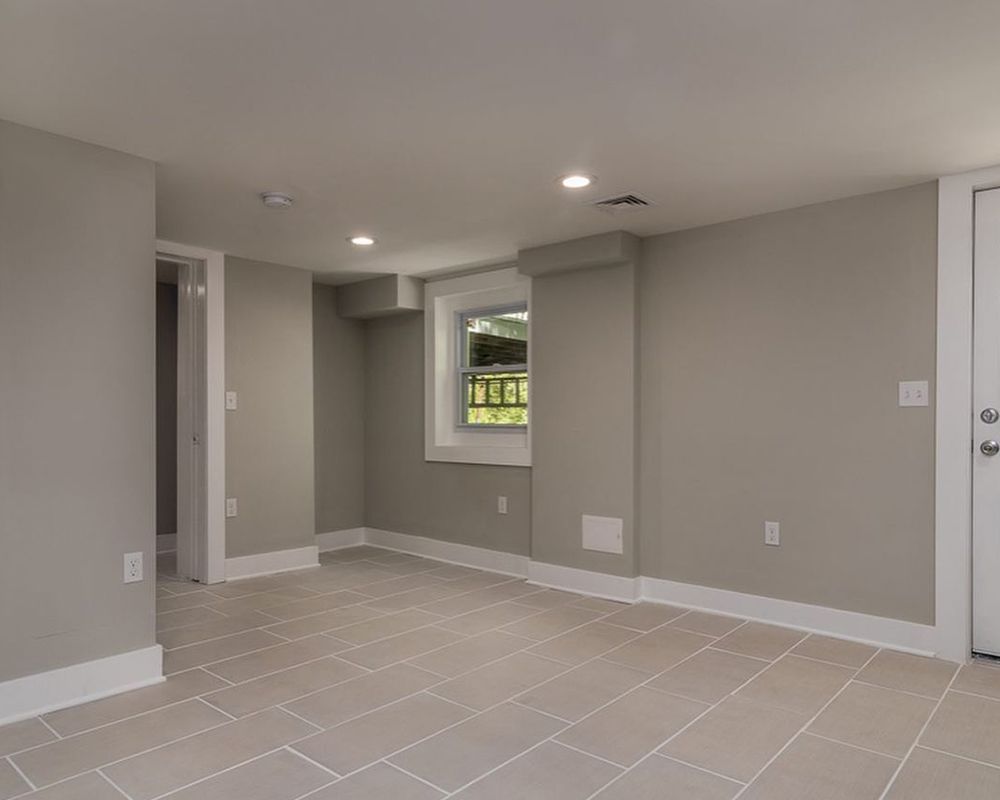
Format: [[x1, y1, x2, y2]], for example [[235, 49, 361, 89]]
[[982, 440, 1000, 456], [983, 408, 1000, 424]]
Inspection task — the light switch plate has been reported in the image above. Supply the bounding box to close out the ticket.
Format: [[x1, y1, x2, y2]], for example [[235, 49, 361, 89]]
[[582, 514, 624, 554], [225, 391, 238, 410], [226, 497, 238, 518], [898, 380, 929, 407]]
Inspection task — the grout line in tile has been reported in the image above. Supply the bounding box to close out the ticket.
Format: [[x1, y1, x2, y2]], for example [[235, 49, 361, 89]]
[[282, 744, 340, 776], [850, 677, 948, 702], [34, 715, 63, 740], [913, 744, 1000, 772], [653, 751, 748, 786], [379, 758, 453, 794], [96, 766, 137, 800], [945, 686, 1000, 704], [5, 755, 36, 793], [555, 740, 629, 770], [805, 730, 905, 761]]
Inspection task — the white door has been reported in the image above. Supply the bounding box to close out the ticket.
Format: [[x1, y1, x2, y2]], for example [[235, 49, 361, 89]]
[[973, 186, 1000, 656]]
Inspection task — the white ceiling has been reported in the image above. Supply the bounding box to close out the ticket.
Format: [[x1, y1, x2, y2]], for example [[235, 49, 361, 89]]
[[3, 1, 1000, 283]]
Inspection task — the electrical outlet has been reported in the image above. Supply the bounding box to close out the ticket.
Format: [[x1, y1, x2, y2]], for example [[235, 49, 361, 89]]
[[764, 521, 780, 546], [898, 380, 929, 407], [497, 495, 508, 514], [226, 497, 238, 518], [225, 391, 238, 410], [123, 552, 143, 583]]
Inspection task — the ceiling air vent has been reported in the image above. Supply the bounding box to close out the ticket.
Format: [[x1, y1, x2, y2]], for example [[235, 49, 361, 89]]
[[589, 192, 655, 213]]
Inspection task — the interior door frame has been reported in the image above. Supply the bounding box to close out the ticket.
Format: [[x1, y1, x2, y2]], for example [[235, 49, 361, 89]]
[[156, 240, 226, 584], [937, 166, 1000, 662]]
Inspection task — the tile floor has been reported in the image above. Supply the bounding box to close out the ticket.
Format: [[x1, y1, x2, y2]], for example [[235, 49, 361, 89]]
[[2, 545, 1000, 799]]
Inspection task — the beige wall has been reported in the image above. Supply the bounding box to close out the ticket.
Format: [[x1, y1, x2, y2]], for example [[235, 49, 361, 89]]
[[313, 284, 366, 533], [0, 120, 156, 681], [225, 257, 315, 558], [531, 263, 638, 576], [639, 182, 938, 623], [364, 313, 531, 554]]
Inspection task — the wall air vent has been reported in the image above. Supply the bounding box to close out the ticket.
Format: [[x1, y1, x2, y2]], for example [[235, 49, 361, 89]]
[[589, 192, 655, 213]]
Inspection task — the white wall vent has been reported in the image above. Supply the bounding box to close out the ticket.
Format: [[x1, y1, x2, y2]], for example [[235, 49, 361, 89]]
[[582, 514, 624, 554]]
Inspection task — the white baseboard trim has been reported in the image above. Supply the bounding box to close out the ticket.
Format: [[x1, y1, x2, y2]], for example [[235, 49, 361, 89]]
[[225, 545, 319, 580], [316, 528, 368, 552], [0, 645, 164, 726], [527, 561, 640, 603], [156, 533, 177, 553], [365, 528, 529, 578], [640, 576, 939, 657]]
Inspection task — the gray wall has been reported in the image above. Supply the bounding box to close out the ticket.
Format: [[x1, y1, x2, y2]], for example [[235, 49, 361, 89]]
[[313, 284, 366, 533], [364, 313, 531, 554], [156, 282, 178, 536], [531, 263, 638, 576], [0, 120, 156, 681], [639, 182, 938, 623], [225, 257, 315, 558]]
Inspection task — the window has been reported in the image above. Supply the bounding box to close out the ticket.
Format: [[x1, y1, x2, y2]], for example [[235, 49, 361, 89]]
[[459, 306, 528, 427], [425, 267, 531, 466]]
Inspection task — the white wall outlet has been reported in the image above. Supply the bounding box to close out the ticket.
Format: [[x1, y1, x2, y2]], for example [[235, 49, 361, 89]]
[[226, 497, 238, 518], [123, 552, 143, 583], [582, 514, 624, 554], [497, 495, 508, 514], [898, 380, 929, 407], [764, 521, 780, 546], [225, 391, 238, 411]]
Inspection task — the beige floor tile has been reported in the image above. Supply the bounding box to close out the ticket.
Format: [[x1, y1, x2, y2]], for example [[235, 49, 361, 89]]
[[163, 630, 285, 674], [196, 578, 282, 599], [203, 590, 320, 617], [0, 717, 54, 756], [301, 570, 398, 594], [203, 657, 366, 717], [920, 690, 1000, 766], [648, 648, 768, 704], [156, 605, 227, 632], [666, 611, 745, 637], [102, 708, 316, 800], [951, 661, 1000, 701], [261, 605, 384, 640], [513, 589, 584, 609], [304, 762, 444, 800], [43, 669, 228, 736], [856, 650, 957, 698], [293, 693, 471, 775], [352, 573, 452, 598], [420, 587, 527, 618], [713, 622, 806, 661], [15, 772, 125, 800], [204, 634, 350, 683], [160, 748, 332, 800], [436, 602, 545, 635], [156, 589, 227, 613], [363, 584, 467, 612], [602, 603, 686, 631], [528, 622, 639, 665], [408, 630, 533, 677], [594, 754, 742, 800], [157, 612, 277, 649], [429, 652, 569, 710], [602, 627, 714, 673], [450, 741, 622, 800], [328, 609, 442, 645], [516, 658, 652, 721], [570, 597, 630, 614], [338, 626, 464, 670], [390, 703, 566, 791], [736, 655, 853, 715], [809, 681, 935, 757], [260, 591, 371, 621], [375, 559, 445, 576], [426, 564, 483, 580], [789, 634, 878, 668], [284, 663, 441, 728], [157, 579, 208, 596], [0, 759, 29, 800], [556, 686, 707, 766], [884, 746, 1000, 800], [740, 733, 898, 800], [12, 700, 228, 788], [660, 697, 807, 781]]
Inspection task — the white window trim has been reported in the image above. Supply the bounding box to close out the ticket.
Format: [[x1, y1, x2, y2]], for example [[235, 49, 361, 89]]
[[425, 267, 531, 466]]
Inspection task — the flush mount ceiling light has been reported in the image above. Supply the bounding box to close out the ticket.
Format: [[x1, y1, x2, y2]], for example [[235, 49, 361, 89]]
[[348, 235, 377, 246], [260, 191, 294, 209], [559, 173, 595, 189]]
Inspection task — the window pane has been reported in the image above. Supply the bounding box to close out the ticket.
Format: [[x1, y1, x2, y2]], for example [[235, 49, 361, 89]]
[[464, 309, 528, 367], [463, 371, 528, 426]]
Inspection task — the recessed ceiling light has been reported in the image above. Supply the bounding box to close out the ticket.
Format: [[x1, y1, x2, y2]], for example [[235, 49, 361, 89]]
[[559, 173, 595, 189], [349, 235, 376, 246], [260, 191, 294, 209]]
